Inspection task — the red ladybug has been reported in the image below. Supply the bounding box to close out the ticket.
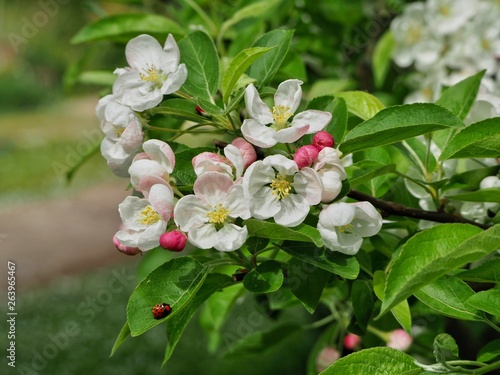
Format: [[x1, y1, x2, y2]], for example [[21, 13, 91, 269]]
[[152, 303, 172, 320]]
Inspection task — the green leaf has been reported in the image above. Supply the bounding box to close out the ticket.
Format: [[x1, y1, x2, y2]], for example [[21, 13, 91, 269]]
[[307, 96, 348, 143], [110, 322, 130, 357], [163, 273, 232, 366], [222, 47, 272, 103], [319, 347, 420, 374], [219, 0, 280, 41], [243, 260, 283, 293], [71, 14, 184, 44], [477, 339, 500, 362], [244, 219, 323, 247], [447, 188, 500, 203], [247, 29, 294, 86], [414, 275, 483, 321], [433, 333, 459, 363], [171, 146, 214, 185], [457, 258, 500, 283], [340, 103, 463, 155], [149, 99, 207, 122], [288, 258, 330, 314], [436, 70, 486, 121], [224, 323, 302, 357], [282, 241, 360, 280], [373, 271, 412, 334], [346, 160, 396, 187], [466, 289, 500, 317], [307, 79, 356, 100], [380, 223, 500, 317], [334, 91, 385, 121], [439, 118, 500, 160], [127, 257, 208, 336], [178, 31, 219, 102], [372, 31, 395, 89], [350, 280, 375, 334]]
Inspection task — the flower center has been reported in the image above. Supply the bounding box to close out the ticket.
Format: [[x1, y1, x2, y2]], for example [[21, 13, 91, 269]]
[[270, 173, 293, 200], [339, 223, 355, 234], [272, 105, 293, 130], [137, 205, 162, 225], [114, 127, 125, 138], [139, 64, 166, 88], [406, 26, 422, 45], [206, 204, 230, 225], [438, 5, 450, 16], [481, 38, 491, 51]]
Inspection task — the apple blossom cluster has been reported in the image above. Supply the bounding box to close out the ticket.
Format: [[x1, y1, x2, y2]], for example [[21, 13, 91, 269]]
[[97, 33, 383, 257], [391, 0, 500, 122]]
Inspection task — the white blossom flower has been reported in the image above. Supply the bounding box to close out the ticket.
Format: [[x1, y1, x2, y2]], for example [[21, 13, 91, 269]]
[[312, 147, 347, 203], [425, 0, 477, 35], [116, 184, 174, 251], [174, 172, 251, 251], [241, 80, 332, 148], [391, 2, 443, 69], [128, 139, 175, 192], [243, 154, 322, 227], [192, 144, 244, 180], [113, 34, 188, 112], [96, 95, 144, 177], [318, 202, 382, 255]]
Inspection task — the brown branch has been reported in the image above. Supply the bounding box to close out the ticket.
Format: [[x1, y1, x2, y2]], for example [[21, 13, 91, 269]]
[[347, 190, 490, 230]]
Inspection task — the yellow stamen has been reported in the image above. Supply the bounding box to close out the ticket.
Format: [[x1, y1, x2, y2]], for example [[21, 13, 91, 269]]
[[206, 204, 230, 225], [438, 5, 450, 16], [339, 223, 355, 234], [137, 206, 161, 225], [270, 174, 292, 200], [406, 26, 422, 45], [481, 38, 491, 51], [139, 64, 166, 87], [272, 105, 293, 129], [114, 127, 125, 138]]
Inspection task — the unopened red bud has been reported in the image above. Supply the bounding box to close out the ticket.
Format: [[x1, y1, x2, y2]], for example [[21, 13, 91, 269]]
[[159, 230, 187, 252], [387, 329, 412, 352], [316, 346, 341, 372], [113, 234, 141, 256], [344, 334, 362, 350], [294, 145, 319, 169], [312, 131, 334, 150], [231, 137, 257, 169]]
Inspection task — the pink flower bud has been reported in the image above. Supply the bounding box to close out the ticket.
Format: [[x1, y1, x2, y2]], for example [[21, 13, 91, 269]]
[[192, 152, 229, 168], [159, 230, 187, 252], [316, 346, 341, 372], [387, 329, 412, 352], [231, 137, 257, 169], [312, 131, 334, 150], [294, 145, 319, 169], [344, 334, 362, 350], [113, 234, 141, 256]]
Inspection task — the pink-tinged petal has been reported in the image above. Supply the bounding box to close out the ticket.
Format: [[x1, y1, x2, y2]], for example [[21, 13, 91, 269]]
[[274, 79, 303, 114], [187, 223, 217, 249], [318, 169, 343, 203], [251, 186, 281, 219], [231, 137, 257, 169], [241, 119, 278, 148], [133, 152, 149, 162], [194, 159, 233, 177], [193, 172, 234, 204], [291, 110, 332, 134], [293, 167, 322, 205], [263, 154, 298, 175], [319, 203, 355, 229], [174, 195, 209, 231], [193, 152, 228, 167], [118, 196, 150, 230], [274, 194, 309, 227], [224, 144, 244, 178], [244, 84, 273, 124], [129, 159, 168, 189], [274, 125, 310, 144], [225, 184, 251, 219], [139, 176, 170, 199], [352, 202, 383, 237], [214, 224, 248, 251], [121, 121, 144, 153], [243, 161, 274, 195], [149, 184, 175, 221], [143, 139, 175, 172], [137, 220, 166, 250], [161, 34, 181, 72], [161, 63, 188, 95], [125, 34, 164, 71]]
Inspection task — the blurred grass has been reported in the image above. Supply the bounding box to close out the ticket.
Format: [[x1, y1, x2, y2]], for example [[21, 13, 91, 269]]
[[0, 264, 317, 375]]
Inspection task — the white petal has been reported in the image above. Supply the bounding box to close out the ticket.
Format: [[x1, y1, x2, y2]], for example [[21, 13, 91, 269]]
[[274, 194, 309, 227], [143, 139, 175, 172], [318, 222, 362, 255], [224, 144, 244, 178], [243, 161, 274, 195], [121, 121, 144, 154], [137, 220, 165, 250], [149, 184, 174, 221], [116, 228, 140, 248], [352, 202, 383, 237], [293, 167, 322, 205], [244, 84, 273, 124], [161, 63, 188, 95], [113, 71, 163, 111], [188, 223, 217, 249], [225, 184, 251, 219], [125, 34, 164, 71], [319, 203, 355, 229], [318, 170, 343, 203], [251, 186, 281, 219], [174, 195, 209, 231], [291, 110, 331, 133], [273, 125, 310, 144], [118, 196, 150, 230], [128, 159, 168, 189], [194, 159, 233, 177], [214, 224, 248, 251], [161, 34, 181, 72], [241, 119, 277, 148], [274, 79, 303, 113], [263, 154, 298, 175]]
